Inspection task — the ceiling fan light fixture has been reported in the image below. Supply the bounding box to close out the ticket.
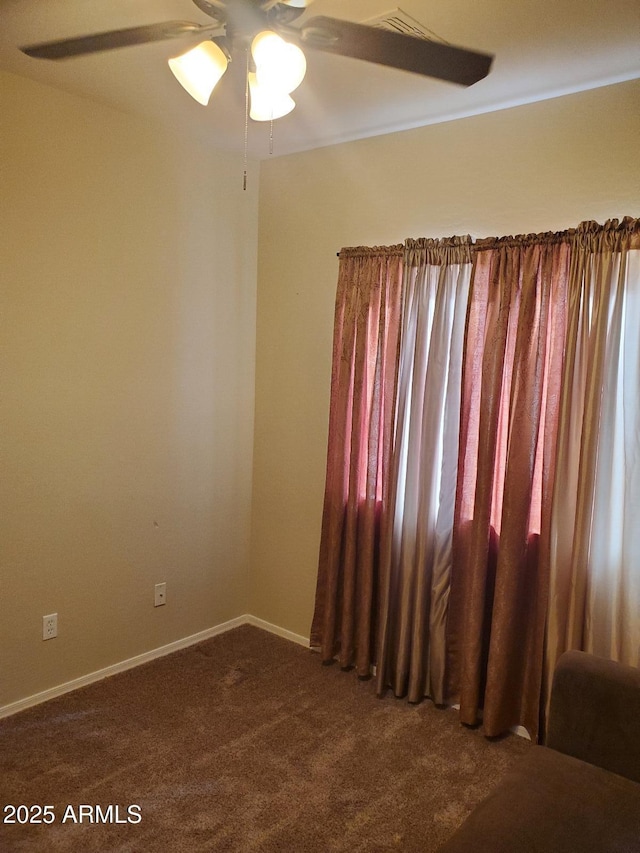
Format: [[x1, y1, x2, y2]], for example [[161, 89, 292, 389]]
[[168, 39, 228, 105], [251, 30, 306, 95], [248, 72, 295, 122]]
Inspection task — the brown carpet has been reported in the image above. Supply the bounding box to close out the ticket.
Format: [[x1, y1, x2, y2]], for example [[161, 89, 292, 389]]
[[0, 625, 530, 852]]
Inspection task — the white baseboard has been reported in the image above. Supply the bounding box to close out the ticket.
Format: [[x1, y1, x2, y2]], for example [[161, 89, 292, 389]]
[[511, 725, 532, 741], [244, 614, 309, 648], [449, 703, 531, 740], [0, 614, 309, 720]]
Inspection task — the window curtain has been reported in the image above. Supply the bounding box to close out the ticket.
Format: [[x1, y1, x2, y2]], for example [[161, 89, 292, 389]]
[[545, 218, 640, 700], [310, 246, 403, 674], [445, 233, 571, 741], [376, 237, 473, 706], [312, 217, 639, 743]]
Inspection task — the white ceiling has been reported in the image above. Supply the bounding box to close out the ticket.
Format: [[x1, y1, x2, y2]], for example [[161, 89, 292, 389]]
[[1, 0, 639, 159]]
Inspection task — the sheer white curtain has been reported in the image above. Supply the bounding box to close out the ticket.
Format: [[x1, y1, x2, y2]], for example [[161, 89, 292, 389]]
[[376, 237, 472, 704], [587, 246, 640, 662], [546, 220, 640, 700]]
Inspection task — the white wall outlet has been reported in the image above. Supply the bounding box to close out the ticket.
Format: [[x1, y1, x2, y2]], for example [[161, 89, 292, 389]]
[[42, 613, 58, 640], [154, 582, 167, 607]]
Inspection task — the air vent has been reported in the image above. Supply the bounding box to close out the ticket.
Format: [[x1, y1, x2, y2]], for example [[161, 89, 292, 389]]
[[364, 8, 443, 42]]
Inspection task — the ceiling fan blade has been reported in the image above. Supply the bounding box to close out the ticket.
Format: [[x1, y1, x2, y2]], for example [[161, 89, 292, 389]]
[[262, 0, 313, 8], [296, 16, 493, 86], [21, 21, 218, 61]]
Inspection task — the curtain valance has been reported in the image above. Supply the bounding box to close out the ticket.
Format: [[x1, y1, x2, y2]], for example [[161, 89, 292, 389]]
[[338, 217, 640, 263]]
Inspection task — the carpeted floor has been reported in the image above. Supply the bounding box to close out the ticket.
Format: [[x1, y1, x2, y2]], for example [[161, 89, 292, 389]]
[[0, 625, 530, 852]]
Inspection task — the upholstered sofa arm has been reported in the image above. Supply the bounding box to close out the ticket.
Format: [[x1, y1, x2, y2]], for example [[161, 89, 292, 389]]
[[546, 650, 640, 783]]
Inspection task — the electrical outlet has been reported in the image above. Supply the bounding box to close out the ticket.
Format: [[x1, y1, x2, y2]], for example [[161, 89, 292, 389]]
[[154, 582, 167, 607], [42, 613, 58, 640]]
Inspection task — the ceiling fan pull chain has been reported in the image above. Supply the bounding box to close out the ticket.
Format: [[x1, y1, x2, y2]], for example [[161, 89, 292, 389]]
[[243, 48, 249, 191], [270, 119, 274, 156]]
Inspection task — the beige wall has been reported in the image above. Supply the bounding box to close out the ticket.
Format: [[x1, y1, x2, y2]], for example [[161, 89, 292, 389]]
[[1, 71, 259, 707], [250, 80, 640, 638]]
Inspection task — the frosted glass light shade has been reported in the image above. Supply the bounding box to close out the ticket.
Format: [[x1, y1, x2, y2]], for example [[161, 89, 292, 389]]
[[251, 31, 306, 95], [168, 40, 228, 105], [248, 73, 295, 121]]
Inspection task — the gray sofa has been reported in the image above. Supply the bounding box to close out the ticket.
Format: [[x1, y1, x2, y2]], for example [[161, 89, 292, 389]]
[[439, 650, 640, 852]]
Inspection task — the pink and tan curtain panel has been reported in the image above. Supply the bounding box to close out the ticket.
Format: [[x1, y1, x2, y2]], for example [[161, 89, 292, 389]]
[[310, 246, 404, 675], [311, 218, 640, 742]]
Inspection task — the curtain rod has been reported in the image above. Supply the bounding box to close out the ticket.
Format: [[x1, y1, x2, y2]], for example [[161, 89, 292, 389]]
[[336, 244, 404, 259], [335, 220, 639, 259]]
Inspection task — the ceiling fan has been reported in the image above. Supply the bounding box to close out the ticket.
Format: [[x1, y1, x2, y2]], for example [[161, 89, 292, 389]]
[[20, 0, 494, 121]]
